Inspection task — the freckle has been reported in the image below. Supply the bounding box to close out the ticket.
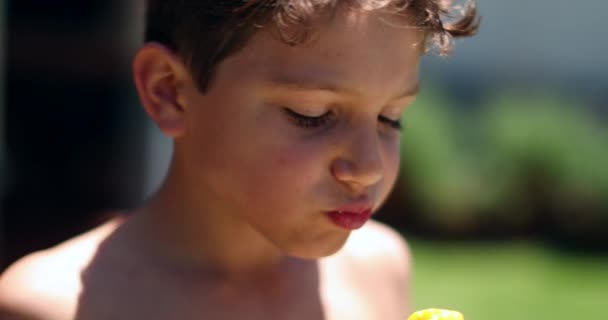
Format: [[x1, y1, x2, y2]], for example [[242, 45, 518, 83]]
[[277, 156, 288, 166]]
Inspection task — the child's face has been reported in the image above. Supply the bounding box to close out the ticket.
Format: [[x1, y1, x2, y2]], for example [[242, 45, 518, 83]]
[[176, 9, 422, 258]]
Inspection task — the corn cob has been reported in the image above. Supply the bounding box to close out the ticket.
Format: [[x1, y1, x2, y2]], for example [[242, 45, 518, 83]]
[[407, 308, 464, 320]]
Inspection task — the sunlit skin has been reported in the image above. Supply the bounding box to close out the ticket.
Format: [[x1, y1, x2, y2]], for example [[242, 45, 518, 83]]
[[0, 7, 422, 320]]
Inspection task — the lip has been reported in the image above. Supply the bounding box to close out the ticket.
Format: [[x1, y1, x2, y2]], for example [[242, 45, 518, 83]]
[[326, 198, 373, 230]]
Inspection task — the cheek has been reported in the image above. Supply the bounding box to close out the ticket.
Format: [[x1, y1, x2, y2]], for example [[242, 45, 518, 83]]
[[378, 139, 401, 200], [275, 148, 319, 181], [250, 144, 324, 201], [386, 140, 401, 179], [219, 129, 325, 212]]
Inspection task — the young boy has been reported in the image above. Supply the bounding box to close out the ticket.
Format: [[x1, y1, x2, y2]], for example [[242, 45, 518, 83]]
[[0, 1, 478, 319]]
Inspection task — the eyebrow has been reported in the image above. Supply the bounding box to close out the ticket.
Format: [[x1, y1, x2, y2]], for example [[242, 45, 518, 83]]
[[268, 75, 420, 101]]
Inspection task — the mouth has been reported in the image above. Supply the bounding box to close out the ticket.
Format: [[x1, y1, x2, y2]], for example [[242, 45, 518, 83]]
[[325, 198, 373, 230]]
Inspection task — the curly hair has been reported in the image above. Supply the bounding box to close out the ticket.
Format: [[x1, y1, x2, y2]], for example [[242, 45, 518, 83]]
[[144, 0, 480, 92]]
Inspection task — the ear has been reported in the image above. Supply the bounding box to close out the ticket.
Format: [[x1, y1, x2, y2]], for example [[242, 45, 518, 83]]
[[132, 43, 190, 138]]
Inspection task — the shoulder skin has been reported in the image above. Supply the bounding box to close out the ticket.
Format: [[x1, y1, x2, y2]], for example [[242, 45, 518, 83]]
[[0, 222, 119, 320], [0, 250, 67, 320], [341, 219, 413, 316]]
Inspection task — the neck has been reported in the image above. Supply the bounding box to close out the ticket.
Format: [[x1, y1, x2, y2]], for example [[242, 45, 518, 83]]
[[126, 154, 302, 282]]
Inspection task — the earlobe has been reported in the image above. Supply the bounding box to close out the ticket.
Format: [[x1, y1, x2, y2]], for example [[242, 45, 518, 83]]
[[132, 43, 189, 138]]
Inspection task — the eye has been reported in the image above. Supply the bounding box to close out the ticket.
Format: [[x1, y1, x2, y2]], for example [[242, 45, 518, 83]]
[[378, 115, 402, 131], [283, 108, 334, 129]]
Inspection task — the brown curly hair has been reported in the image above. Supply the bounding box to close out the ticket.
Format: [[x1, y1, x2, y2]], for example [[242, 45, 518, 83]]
[[144, 0, 480, 92]]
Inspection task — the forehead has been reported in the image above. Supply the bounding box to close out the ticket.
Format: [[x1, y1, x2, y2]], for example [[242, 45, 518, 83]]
[[215, 8, 424, 101]]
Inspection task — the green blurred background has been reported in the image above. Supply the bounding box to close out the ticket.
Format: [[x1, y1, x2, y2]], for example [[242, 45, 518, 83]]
[[409, 240, 608, 320], [378, 1, 608, 315], [380, 85, 608, 319], [1, 0, 607, 319]]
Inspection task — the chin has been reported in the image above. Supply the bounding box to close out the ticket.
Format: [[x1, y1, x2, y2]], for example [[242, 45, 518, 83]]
[[282, 234, 350, 259]]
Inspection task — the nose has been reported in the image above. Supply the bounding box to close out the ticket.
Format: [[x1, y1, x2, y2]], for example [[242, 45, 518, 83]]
[[331, 128, 384, 191]]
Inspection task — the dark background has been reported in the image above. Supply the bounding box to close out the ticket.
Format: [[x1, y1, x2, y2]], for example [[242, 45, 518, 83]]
[[1, 0, 146, 268]]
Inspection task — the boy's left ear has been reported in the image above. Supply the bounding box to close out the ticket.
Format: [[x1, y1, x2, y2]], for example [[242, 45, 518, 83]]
[[132, 43, 190, 138]]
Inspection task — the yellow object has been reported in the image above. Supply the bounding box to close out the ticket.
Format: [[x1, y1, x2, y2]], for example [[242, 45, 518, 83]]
[[407, 308, 464, 320]]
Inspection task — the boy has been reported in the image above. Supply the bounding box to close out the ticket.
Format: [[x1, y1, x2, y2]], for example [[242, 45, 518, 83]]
[[0, 0, 478, 319]]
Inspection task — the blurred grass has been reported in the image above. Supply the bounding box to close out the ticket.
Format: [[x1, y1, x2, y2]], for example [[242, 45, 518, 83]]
[[410, 239, 608, 320], [397, 88, 608, 239]]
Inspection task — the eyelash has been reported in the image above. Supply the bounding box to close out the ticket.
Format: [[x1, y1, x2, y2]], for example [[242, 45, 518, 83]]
[[283, 108, 334, 128], [283, 108, 402, 131], [379, 115, 402, 130]]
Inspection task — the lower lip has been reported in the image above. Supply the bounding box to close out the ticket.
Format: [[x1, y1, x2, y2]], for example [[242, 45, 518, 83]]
[[326, 209, 372, 230]]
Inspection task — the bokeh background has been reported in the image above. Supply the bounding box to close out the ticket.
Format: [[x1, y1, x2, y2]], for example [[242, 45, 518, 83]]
[[1, 1, 606, 319]]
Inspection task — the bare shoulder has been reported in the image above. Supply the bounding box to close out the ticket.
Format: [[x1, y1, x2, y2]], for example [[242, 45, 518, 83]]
[[0, 218, 123, 319], [0, 249, 66, 319], [343, 219, 412, 274], [335, 219, 413, 316]]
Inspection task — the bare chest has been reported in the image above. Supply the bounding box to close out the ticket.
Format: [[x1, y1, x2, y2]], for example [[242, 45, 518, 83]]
[[66, 262, 389, 320]]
